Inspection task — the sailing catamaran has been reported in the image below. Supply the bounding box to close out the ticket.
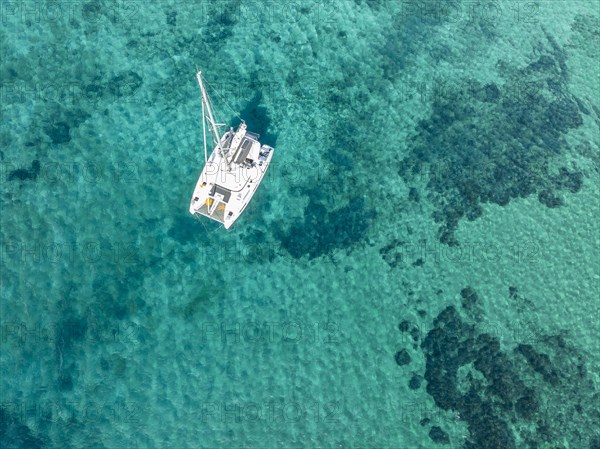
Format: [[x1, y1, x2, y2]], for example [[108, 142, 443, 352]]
[[189, 70, 274, 229]]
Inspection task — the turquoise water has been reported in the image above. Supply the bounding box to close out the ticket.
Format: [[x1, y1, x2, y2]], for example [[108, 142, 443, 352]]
[[1, 1, 599, 448]]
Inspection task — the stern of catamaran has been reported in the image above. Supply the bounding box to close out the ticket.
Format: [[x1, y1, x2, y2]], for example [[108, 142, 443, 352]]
[[190, 192, 228, 227]]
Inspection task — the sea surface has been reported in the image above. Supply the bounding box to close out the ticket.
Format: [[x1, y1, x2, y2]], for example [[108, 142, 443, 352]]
[[1, 1, 599, 448]]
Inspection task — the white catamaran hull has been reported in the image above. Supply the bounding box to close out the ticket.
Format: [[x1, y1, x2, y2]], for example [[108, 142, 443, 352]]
[[189, 130, 274, 229], [189, 70, 275, 229]]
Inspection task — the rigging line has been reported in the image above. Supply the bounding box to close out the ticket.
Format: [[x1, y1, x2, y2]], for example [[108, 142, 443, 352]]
[[203, 77, 243, 123], [193, 211, 213, 236], [205, 79, 240, 121], [200, 81, 220, 141], [202, 92, 221, 147], [206, 87, 228, 129], [200, 218, 211, 235], [201, 217, 222, 235], [199, 216, 220, 236], [206, 94, 222, 136]]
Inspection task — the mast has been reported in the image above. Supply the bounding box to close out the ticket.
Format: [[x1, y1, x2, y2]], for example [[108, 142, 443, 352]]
[[196, 71, 230, 169], [201, 89, 207, 164]]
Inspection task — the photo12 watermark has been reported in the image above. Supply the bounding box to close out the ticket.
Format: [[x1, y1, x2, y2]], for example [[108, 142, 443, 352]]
[[394, 78, 563, 105], [0, 160, 143, 184], [396, 1, 539, 25], [1, 319, 143, 346], [1, 1, 140, 25], [0, 240, 141, 265], [380, 239, 542, 268], [395, 318, 543, 346], [1, 399, 140, 426], [1, 77, 143, 106], [199, 320, 339, 345], [200, 400, 340, 423]]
